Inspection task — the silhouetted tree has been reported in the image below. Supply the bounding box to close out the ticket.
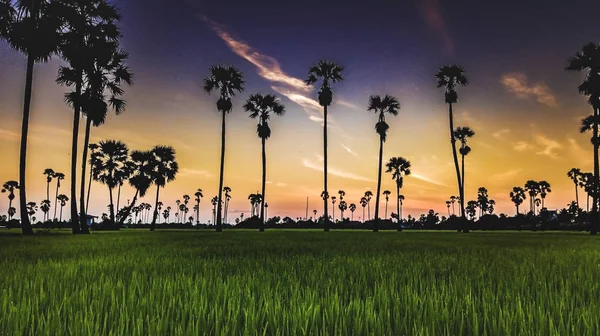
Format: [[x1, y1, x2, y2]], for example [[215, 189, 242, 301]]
[[349, 203, 356, 221], [42, 168, 54, 221], [116, 150, 153, 228], [524, 180, 540, 214], [26, 201, 37, 223], [510, 187, 526, 215], [338, 200, 347, 221], [204, 65, 245, 232], [386, 156, 411, 231], [2, 0, 63, 234], [194, 189, 203, 224], [382, 190, 391, 219], [305, 60, 344, 232], [1, 181, 19, 221], [223, 187, 231, 224], [568, 168, 582, 207], [86, 143, 100, 213], [93, 140, 129, 226], [57, 194, 68, 222], [454, 126, 475, 203], [465, 201, 477, 220], [359, 197, 367, 223], [331, 196, 337, 222], [538, 180, 551, 209], [243, 93, 285, 231], [149, 146, 178, 231], [51, 172, 64, 220], [364, 191, 373, 222], [436, 65, 469, 227], [211, 196, 218, 224]]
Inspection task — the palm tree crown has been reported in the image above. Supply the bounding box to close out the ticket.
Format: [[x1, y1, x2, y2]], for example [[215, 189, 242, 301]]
[[368, 94, 400, 142], [305, 60, 344, 107], [435, 65, 469, 104]]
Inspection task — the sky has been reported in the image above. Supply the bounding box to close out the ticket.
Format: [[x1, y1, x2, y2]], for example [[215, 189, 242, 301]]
[[0, 0, 599, 223]]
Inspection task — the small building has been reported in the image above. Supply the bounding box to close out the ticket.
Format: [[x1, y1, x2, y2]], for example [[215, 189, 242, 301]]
[[84, 214, 99, 226]]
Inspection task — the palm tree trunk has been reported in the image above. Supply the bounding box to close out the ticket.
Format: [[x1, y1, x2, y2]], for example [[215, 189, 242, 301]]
[[19, 54, 35, 235], [384, 199, 388, 219], [53, 182, 59, 221], [150, 185, 160, 231], [260, 136, 267, 232], [461, 153, 466, 213], [574, 182, 579, 207], [397, 185, 402, 232], [108, 187, 115, 228], [362, 207, 365, 223], [448, 103, 466, 232], [60, 206, 63, 222], [45, 181, 49, 221], [216, 110, 226, 232], [86, 168, 93, 214], [323, 105, 329, 232], [592, 106, 599, 235], [373, 137, 384, 232], [78, 117, 92, 234], [332, 203, 335, 222], [8, 198, 12, 220], [117, 190, 139, 227], [116, 184, 123, 220], [516, 204, 519, 215], [70, 72, 83, 234], [367, 202, 371, 221], [196, 201, 200, 224]]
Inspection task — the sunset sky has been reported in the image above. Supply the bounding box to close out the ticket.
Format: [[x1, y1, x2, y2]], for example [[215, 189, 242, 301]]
[[0, 0, 599, 222]]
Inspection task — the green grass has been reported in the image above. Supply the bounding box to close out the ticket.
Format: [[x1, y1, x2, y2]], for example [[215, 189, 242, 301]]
[[0, 230, 599, 335]]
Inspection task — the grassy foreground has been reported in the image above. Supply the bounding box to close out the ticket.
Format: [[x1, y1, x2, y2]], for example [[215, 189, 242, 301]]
[[0, 230, 599, 335]]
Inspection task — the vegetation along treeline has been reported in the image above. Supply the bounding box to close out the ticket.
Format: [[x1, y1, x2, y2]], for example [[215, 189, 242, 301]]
[[1, 0, 599, 235]]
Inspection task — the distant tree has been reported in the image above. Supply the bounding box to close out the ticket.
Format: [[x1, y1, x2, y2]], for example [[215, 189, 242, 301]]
[[149, 146, 178, 231], [243, 93, 285, 231], [510, 187, 526, 215], [349, 203, 357, 221], [313, 209, 317, 219], [538, 180, 551, 209], [40, 199, 50, 221], [26, 201, 37, 223], [436, 65, 469, 225], [454, 126, 475, 204], [331, 196, 337, 222], [305, 60, 344, 232], [93, 140, 129, 226], [382, 190, 391, 219], [42, 168, 54, 221], [465, 201, 477, 220], [116, 150, 153, 228], [2, 181, 19, 220], [360, 197, 367, 223], [52, 172, 65, 220], [476, 187, 489, 217], [211, 196, 218, 224], [338, 200, 348, 221], [446, 201, 451, 216], [364, 191, 373, 221], [524, 180, 540, 214], [222, 186, 231, 225], [204, 64, 245, 232], [567, 168, 582, 207], [194, 189, 203, 224], [449, 196, 457, 215], [57, 194, 69, 222], [386, 156, 411, 230]]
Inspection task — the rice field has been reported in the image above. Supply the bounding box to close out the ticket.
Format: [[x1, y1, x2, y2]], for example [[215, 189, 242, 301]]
[[0, 229, 599, 335]]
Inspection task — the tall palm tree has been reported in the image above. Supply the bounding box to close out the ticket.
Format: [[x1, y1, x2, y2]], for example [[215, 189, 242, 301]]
[[305, 60, 344, 232], [364, 191, 373, 222], [568, 168, 582, 206], [368, 94, 400, 232], [116, 150, 153, 228], [40, 199, 50, 221], [510, 187, 526, 215], [338, 201, 347, 221], [42, 168, 54, 221], [349, 203, 356, 221], [94, 140, 129, 226], [450, 196, 457, 216], [538, 180, 551, 209], [1, 181, 19, 221], [194, 189, 203, 225], [454, 126, 475, 202], [243, 93, 285, 231], [2, 0, 63, 235], [86, 143, 100, 213], [57, 0, 122, 234], [149, 146, 178, 231], [524, 180, 540, 214], [222, 187, 231, 224], [386, 157, 411, 231], [360, 197, 367, 223], [52, 172, 64, 220], [567, 42, 600, 234], [435, 65, 469, 225], [210, 196, 218, 224], [57, 194, 68, 222], [383, 190, 391, 219], [204, 65, 245, 232]]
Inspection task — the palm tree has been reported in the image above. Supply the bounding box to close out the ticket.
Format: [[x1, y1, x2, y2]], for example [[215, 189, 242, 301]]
[[42, 168, 54, 221], [580, 172, 594, 212], [567, 42, 600, 234], [383, 190, 391, 219], [248, 193, 257, 217], [2, 0, 63, 235], [368, 94, 400, 231], [243, 93, 285, 231], [360, 197, 367, 223], [534, 198, 542, 214], [51, 172, 64, 220], [450, 196, 457, 215], [163, 207, 170, 223], [338, 201, 348, 221], [93, 140, 129, 226], [338, 190, 345, 201], [386, 157, 411, 231], [118, 151, 153, 228], [305, 60, 344, 232], [524, 180, 540, 214], [510, 187, 526, 215], [2, 181, 19, 221], [40, 199, 50, 221], [331, 196, 337, 222], [538, 180, 551, 209], [57, 0, 122, 234], [223, 187, 231, 224], [194, 189, 203, 225], [183, 194, 190, 223], [454, 126, 475, 202], [57, 194, 68, 222], [149, 146, 178, 231], [156, 201, 163, 223], [349, 203, 356, 221], [113, 163, 133, 221], [26, 201, 37, 223], [364, 191, 373, 221], [436, 65, 469, 224], [568, 168, 582, 206], [204, 65, 245, 232], [313, 209, 317, 220], [86, 143, 100, 213], [465, 201, 477, 220], [211, 196, 218, 224], [446, 201, 451, 216]]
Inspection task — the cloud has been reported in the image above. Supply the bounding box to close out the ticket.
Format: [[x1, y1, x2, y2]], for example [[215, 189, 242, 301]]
[[567, 137, 592, 167], [301, 158, 374, 182], [500, 73, 557, 107], [535, 134, 562, 160], [410, 172, 447, 187], [419, 0, 454, 54], [337, 99, 360, 110], [179, 168, 214, 178], [457, 111, 482, 130], [201, 16, 309, 92], [490, 169, 523, 181], [513, 141, 533, 152], [275, 182, 288, 187], [492, 129, 510, 140], [341, 144, 359, 158]]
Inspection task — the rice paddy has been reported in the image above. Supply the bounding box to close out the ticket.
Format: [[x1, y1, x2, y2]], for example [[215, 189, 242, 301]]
[[1, 230, 599, 335]]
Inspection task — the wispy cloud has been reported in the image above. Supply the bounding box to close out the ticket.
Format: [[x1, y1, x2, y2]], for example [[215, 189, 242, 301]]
[[179, 168, 214, 178], [490, 168, 523, 181], [535, 134, 562, 160], [337, 99, 360, 110], [500, 73, 557, 108], [341, 144, 359, 158], [419, 0, 454, 54], [492, 129, 510, 140], [457, 111, 482, 130], [567, 137, 592, 167], [513, 141, 533, 152], [302, 158, 373, 182], [410, 172, 447, 187]]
